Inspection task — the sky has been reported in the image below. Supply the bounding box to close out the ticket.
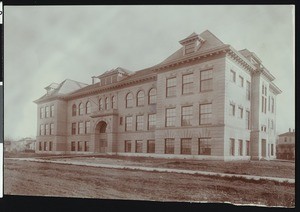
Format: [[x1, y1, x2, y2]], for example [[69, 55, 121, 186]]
[[4, 5, 295, 140]]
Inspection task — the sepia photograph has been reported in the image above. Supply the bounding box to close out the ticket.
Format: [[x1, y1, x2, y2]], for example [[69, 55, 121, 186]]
[[3, 5, 295, 207]]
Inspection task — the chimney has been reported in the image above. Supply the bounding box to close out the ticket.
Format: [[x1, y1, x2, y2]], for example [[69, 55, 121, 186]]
[[289, 128, 291, 132]]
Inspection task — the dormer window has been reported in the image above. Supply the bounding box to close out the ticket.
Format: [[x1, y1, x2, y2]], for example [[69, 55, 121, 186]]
[[179, 32, 205, 55]]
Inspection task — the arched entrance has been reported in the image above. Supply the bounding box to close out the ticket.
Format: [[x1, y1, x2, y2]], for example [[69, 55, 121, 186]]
[[95, 121, 108, 153]]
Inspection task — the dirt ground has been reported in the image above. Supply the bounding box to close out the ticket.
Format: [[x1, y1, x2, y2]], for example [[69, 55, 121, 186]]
[[4, 159, 295, 207]]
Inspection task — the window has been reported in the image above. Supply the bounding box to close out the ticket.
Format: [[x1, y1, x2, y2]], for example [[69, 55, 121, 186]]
[[246, 111, 250, 130], [45, 106, 49, 118], [86, 101, 91, 114], [136, 115, 144, 131], [230, 103, 235, 116], [99, 98, 104, 111], [181, 138, 191, 155], [50, 123, 54, 135], [268, 96, 270, 111], [135, 140, 143, 153], [200, 69, 213, 91], [50, 105, 54, 117], [78, 141, 83, 151], [261, 85, 267, 113], [125, 116, 133, 131], [78, 122, 84, 134], [44, 142, 47, 151], [238, 107, 243, 119], [49, 142, 52, 151], [199, 138, 211, 155], [181, 106, 193, 126], [137, 91, 145, 106], [79, 103, 84, 115], [284, 137, 287, 142], [182, 73, 194, 94], [71, 141, 76, 151], [166, 77, 176, 97], [271, 97, 274, 113], [45, 124, 49, 135], [40, 125, 44, 136], [105, 97, 109, 110], [40, 107, 44, 119], [126, 93, 134, 108], [165, 138, 175, 154], [71, 123, 76, 135], [85, 121, 90, 134], [246, 81, 251, 100], [238, 139, 243, 156], [270, 120, 274, 129], [84, 141, 89, 152], [111, 96, 116, 109], [165, 108, 176, 127], [39, 142, 42, 151], [148, 88, 156, 104], [148, 114, 156, 130], [200, 103, 212, 125], [125, 140, 132, 152], [246, 140, 250, 156], [120, 117, 123, 125], [230, 138, 235, 156], [230, 70, 236, 82], [72, 104, 76, 116], [239, 76, 244, 87], [271, 144, 274, 156], [147, 140, 155, 153]]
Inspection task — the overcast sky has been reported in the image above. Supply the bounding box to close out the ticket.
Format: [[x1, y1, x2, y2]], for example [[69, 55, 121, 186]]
[[4, 5, 294, 140]]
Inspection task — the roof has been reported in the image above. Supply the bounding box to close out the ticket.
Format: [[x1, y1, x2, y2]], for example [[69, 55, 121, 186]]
[[278, 132, 295, 137]]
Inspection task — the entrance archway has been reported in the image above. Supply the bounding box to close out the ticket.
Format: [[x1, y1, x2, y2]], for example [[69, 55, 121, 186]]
[[95, 121, 108, 153]]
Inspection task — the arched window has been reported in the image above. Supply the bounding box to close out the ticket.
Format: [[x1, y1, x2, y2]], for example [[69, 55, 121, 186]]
[[99, 98, 103, 111], [126, 93, 133, 108], [111, 96, 116, 109], [148, 88, 156, 104], [105, 97, 109, 110], [86, 101, 91, 114], [137, 90, 145, 106], [79, 103, 84, 115], [72, 104, 77, 116]]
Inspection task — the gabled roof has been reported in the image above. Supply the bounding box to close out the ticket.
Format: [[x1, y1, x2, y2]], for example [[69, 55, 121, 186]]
[[278, 132, 295, 137]]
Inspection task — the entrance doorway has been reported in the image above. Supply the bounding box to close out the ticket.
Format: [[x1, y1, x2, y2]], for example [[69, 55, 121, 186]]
[[261, 139, 266, 157], [95, 121, 107, 153]]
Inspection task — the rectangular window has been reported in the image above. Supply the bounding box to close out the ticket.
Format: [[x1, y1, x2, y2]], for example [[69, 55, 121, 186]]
[[71, 141, 76, 151], [271, 97, 274, 113], [268, 96, 270, 111], [125, 140, 132, 152], [270, 120, 274, 129], [239, 76, 244, 87], [200, 69, 213, 91], [246, 140, 250, 156], [230, 138, 235, 156], [230, 103, 235, 116], [271, 144, 274, 156], [120, 117, 123, 125], [199, 138, 211, 155], [44, 142, 47, 151], [40, 107, 44, 119], [200, 103, 212, 125], [181, 106, 193, 126], [39, 142, 42, 151], [165, 108, 176, 127], [246, 81, 251, 100], [166, 77, 176, 97], [45, 124, 49, 135], [49, 141, 52, 151], [50, 123, 54, 135], [135, 140, 143, 153], [84, 141, 89, 152], [78, 141, 83, 151], [181, 138, 191, 155], [147, 140, 155, 153], [246, 111, 250, 130], [45, 106, 49, 118], [125, 116, 133, 131], [40, 125, 44, 136], [136, 115, 144, 131], [148, 114, 156, 130], [230, 70, 236, 82], [165, 138, 175, 154], [238, 139, 243, 156], [78, 122, 84, 134], [85, 121, 90, 134], [71, 123, 76, 135], [182, 73, 194, 94], [50, 105, 54, 117], [238, 107, 243, 119]]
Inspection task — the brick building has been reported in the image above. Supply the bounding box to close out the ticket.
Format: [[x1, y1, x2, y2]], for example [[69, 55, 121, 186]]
[[34, 30, 281, 160], [276, 129, 295, 160]]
